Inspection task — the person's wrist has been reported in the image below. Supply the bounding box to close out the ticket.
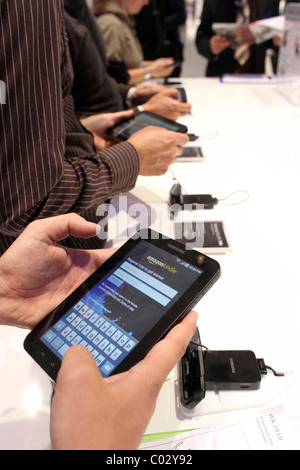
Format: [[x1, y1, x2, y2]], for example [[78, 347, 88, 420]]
[[143, 67, 151, 80], [126, 87, 137, 107], [0, 272, 13, 326]]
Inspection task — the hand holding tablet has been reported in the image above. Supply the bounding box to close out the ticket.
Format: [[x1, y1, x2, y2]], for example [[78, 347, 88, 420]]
[[24, 229, 220, 382], [106, 111, 188, 141]]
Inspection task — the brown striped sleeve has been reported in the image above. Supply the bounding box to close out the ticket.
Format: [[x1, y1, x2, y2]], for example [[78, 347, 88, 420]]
[[0, 0, 140, 254]]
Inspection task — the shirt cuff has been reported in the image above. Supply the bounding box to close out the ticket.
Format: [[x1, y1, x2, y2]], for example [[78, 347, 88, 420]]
[[100, 141, 140, 195], [125, 87, 137, 108]]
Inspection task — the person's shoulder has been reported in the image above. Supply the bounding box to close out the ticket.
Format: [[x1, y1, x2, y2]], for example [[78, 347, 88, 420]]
[[98, 12, 123, 28]]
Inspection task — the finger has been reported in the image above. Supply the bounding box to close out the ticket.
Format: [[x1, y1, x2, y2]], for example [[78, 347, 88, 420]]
[[136, 83, 166, 94], [34, 213, 100, 243], [166, 60, 175, 69], [146, 84, 166, 94], [131, 311, 198, 389], [58, 346, 101, 383], [162, 128, 190, 148], [163, 92, 192, 112], [110, 109, 135, 125], [161, 57, 174, 65], [60, 213, 101, 241], [161, 88, 179, 99], [176, 145, 184, 157], [174, 131, 189, 146], [55, 346, 105, 398], [177, 102, 192, 114]]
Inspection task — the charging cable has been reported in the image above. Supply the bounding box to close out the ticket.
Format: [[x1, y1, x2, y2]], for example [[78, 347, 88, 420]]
[[168, 168, 188, 195], [168, 169, 250, 209], [191, 190, 251, 209], [257, 358, 285, 377], [218, 190, 250, 206]]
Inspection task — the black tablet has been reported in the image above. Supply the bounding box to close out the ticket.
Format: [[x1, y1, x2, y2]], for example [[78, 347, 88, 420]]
[[24, 229, 220, 382], [176, 146, 204, 162], [107, 111, 188, 141], [172, 87, 188, 103]]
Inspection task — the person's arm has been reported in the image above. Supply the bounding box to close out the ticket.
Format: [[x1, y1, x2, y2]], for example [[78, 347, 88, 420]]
[[0, 0, 140, 240], [0, 1, 187, 247], [127, 58, 175, 85], [142, 88, 192, 121], [64, 10, 126, 117], [50, 310, 198, 450], [97, 14, 175, 84]]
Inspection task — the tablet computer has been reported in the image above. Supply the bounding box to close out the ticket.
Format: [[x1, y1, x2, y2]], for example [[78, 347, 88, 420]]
[[107, 111, 188, 141], [166, 86, 187, 103], [176, 87, 187, 103], [24, 229, 220, 382], [176, 147, 205, 162]]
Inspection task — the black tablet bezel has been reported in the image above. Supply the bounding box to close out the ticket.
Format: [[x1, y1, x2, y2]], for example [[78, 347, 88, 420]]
[[24, 229, 220, 382], [175, 87, 188, 103], [106, 111, 188, 141]]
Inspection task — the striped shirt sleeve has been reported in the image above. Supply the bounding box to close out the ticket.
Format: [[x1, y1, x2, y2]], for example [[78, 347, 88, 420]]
[[0, 0, 140, 253]]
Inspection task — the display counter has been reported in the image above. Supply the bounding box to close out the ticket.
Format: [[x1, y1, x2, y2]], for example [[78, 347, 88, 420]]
[[1, 78, 299, 449]]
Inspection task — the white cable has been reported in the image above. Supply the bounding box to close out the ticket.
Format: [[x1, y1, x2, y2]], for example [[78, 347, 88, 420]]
[[218, 190, 250, 206]]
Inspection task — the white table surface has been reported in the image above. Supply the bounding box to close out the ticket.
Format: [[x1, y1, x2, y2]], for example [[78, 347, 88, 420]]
[[1, 78, 299, 449]]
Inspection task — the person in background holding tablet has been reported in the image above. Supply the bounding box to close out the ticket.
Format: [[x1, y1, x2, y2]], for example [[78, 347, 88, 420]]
[[0, 214, 198, 450], [94, 0, 176, 84], [196, 0, 280, 77]]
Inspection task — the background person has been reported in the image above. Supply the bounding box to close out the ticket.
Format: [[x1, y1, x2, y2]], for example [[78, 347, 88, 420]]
[[196, 0, 280, 77], [0, 0, 188, 256], [94, 0, 176, 84], [64, 0, 191, 119], [135, 0, 187, 77]]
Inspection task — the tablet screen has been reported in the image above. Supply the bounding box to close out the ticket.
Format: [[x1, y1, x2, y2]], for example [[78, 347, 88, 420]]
[[108, 111, 187, 140], [39, 240, 203, 377]]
